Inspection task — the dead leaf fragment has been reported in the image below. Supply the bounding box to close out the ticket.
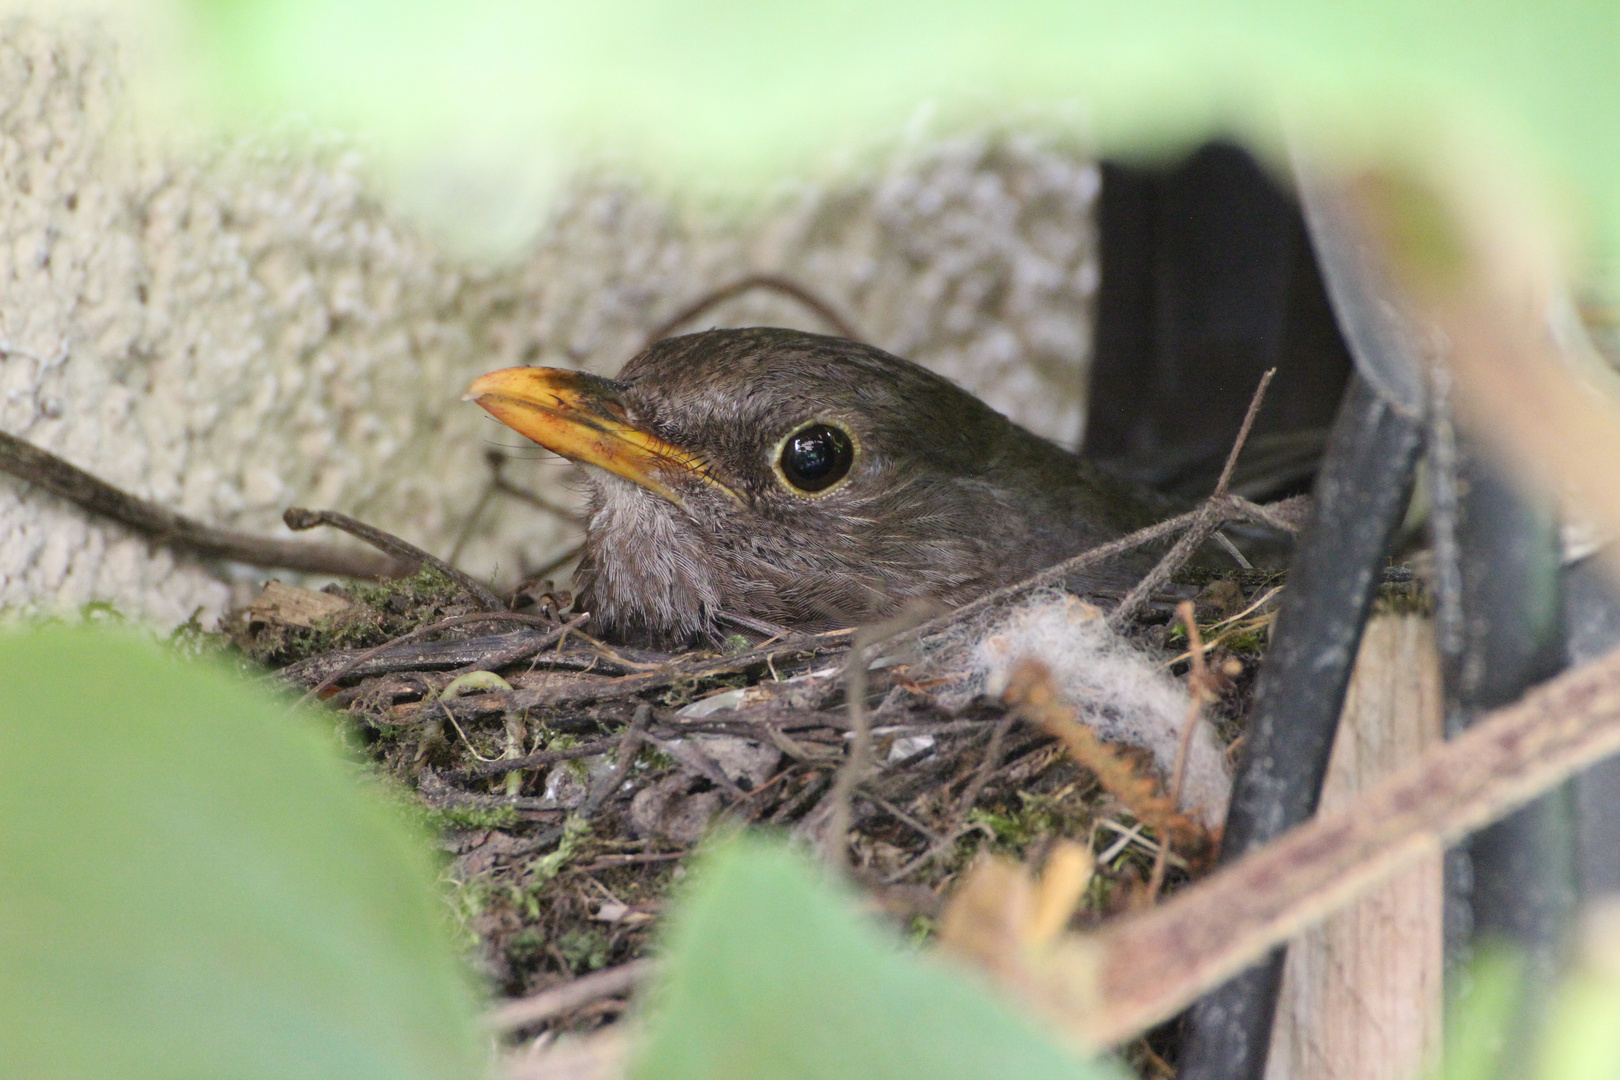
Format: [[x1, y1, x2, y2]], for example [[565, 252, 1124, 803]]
[[247, 581, 354, 628]]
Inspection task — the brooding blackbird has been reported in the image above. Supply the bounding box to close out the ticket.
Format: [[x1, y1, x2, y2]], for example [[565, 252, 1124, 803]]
[[466, 327, 1170, 646]]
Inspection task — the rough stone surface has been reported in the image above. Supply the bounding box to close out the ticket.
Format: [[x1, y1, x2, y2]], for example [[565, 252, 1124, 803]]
[[0, 17, 1101, 627]]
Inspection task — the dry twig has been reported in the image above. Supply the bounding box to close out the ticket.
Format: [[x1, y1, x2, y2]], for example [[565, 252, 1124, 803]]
[[581, 704, 651, 818], [455, 737, 621, 781], [0, 429, 406, 578], [1146, 603, 1214, 902], [1107, 369, 1276, 627], [644, 273, 861, 348], [284, 506, 504, 610], [1062, 639, 1620, 1046], [485, 959, 654, 1034], [292, 612, 586, 709], [823, 609, 933, 870]]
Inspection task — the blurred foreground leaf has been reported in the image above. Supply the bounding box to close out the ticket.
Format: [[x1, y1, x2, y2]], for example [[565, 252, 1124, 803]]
[[1438, 947, 1524, 1080], [0, 626, 484, 1080], [149, 0, 1620, 279], [1534, 905, 1620, 1080], [633, 835, 1122, 1080]]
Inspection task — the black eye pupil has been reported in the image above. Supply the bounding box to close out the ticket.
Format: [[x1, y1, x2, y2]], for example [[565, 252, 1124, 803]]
[[780, 423, 853, 492]]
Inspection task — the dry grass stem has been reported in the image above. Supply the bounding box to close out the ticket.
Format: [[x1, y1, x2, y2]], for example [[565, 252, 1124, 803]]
[[1003, 659, 1210, 859], [1060, 638, 1620, 1046], [485, 960, 654, 1034], [1146, 603, 1213, 902]]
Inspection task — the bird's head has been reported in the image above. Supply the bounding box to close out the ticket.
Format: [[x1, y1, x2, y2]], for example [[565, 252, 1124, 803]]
[[467, 328, 1145, 645]]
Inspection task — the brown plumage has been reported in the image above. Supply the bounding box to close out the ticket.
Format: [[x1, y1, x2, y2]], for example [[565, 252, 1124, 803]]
[[468, 327, 1169, 646]]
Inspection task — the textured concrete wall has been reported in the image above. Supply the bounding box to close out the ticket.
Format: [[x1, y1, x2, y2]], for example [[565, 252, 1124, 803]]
[[0, 17, 1100, 627]]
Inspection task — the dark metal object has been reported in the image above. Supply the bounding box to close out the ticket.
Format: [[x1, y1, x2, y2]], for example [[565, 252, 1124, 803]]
[[1565, 555, 1620, 896], [1176, 374, 1424, 1080], [1441, 443, 1574, 1078], [1440, 446, 1565, 716], [1088, 145, 1415, 1079]]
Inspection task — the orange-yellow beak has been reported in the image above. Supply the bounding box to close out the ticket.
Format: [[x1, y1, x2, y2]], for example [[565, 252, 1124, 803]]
[[464, 366, 738, 507]]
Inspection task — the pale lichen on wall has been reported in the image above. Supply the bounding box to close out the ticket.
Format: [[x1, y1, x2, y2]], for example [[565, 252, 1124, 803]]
[[0, 16, 1101, 627]]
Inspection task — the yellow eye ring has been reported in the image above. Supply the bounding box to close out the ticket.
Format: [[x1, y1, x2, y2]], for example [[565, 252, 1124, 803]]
[[771, 419, 860, 496]]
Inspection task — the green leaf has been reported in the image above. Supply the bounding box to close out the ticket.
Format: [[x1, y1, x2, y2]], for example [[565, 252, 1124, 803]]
[[0, 626, 484, 1080], [1439, 947, 1525, 1080], [155, 1, 1620, 279], [632, 835, 1122, 1080]]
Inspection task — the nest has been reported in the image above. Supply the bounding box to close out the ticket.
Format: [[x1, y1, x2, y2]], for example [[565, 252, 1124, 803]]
[[224, 556, 1285, 1069]]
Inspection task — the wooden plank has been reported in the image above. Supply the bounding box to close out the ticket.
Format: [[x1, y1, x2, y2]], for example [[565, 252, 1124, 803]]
[[1265, 612, 1445, 1080]]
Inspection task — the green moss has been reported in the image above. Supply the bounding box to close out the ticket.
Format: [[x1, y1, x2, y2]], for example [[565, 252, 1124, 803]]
[[232, 567, 482, 669], [421, 805, 521, 832], [529, 815, 592, 891], [639, 745, 678, 771], [1084, 871, 1119, 912], [658, 671, 750, 709], [556, 926, 611, 972], [165, 608, 228, 662], [78, 599, 127, 623], [658, 683, 697, 708], [506, 927, 548, 963], [345, 566, 466, 613], [966, 791, 1095, 861], [1220, 625, 1272, 656]]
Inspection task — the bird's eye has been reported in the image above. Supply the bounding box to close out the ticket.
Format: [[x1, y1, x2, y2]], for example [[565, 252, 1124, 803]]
[[776, 422, 855, 493]]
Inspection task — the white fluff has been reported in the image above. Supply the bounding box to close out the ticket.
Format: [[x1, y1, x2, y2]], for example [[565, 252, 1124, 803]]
[[917, 589, 1231, 827]]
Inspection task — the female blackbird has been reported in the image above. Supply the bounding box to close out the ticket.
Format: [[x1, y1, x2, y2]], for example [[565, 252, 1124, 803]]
[[466, 327, 1168, 646]]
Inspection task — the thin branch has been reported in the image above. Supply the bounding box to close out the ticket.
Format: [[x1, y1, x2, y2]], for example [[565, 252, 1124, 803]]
[[824, 611, 925, 870], [1213, 368, 1277, 496], [446, 479, 498, 567], [899, 509, 1204, 649], [487, 447, 587, 525], [1004, 659, 1209, 858], [1210, 530, 1253, 569], [1106, 370, 1280, 628], [1147, 603, 1212, 903], [867, 794, 944, 845], [1228, 493, 1311, 535], [643, 273, 862, 348], [1070, 639, 1620, 1046], [642, 733, 747, 801], [582, 703, 651, 818], [292, 612, 586, 709], [484, 959, 653, 1034], [456, 736, 620, 780], [1105, 513, 1228, 629], [953, 714, 1019, 827], [528, 542, 586, 582], [284, 506, 503, 611], [875, 715, 1022, 881], [0, 429, 405, 578], [717, 608, 794, 639]]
